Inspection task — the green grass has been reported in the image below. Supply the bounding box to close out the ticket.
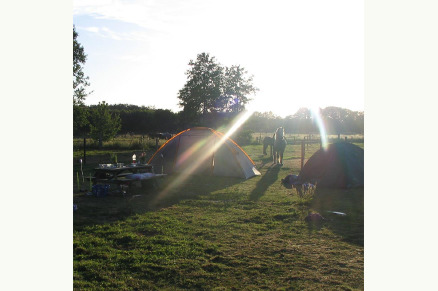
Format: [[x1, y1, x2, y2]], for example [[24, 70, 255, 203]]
[[73, 141, 364, 290]]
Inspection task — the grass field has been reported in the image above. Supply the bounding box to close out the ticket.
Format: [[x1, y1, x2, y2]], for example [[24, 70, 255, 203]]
[[73, 141, 364, 290]]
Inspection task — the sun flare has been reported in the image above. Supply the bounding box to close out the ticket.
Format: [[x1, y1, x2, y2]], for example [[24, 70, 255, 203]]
[[310, 107, 328, 150]]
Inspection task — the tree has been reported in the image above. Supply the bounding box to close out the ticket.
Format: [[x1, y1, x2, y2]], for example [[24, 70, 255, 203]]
[[223, 65, 258, 113], [73, 26, 91, 105], [291, 108, 314, 134], [73, 25, 92, 141], [177, 52, 259, 123], [73, 105, 89, 136], [89, 101, 122, 148], [178, 53, 224, 118], [322, 106, 349, 137]]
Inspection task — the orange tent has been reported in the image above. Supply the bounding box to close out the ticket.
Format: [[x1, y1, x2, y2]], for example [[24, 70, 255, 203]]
[[148, 127, 260, 179]]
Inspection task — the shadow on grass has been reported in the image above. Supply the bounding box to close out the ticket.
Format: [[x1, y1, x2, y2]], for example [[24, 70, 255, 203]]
[[73, 174, 242, 230], [249, 164, 281, 201], [311, 188, 364, 246], [256, 155, 274, 170]]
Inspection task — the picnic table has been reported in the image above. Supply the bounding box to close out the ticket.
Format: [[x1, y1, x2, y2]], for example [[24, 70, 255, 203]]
[[90, 164, 166, 195], [93, 164, 153, 182]]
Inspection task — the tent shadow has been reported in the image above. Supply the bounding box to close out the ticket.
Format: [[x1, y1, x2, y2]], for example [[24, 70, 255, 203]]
[[141, 175, 244, 210], [310, 188, 364, 246], [249, 164, 281, 201], [74, 174, 242, 230]]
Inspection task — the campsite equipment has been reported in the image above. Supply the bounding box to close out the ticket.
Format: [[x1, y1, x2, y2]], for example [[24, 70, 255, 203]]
[[79, 158, 86, 191], [92, 184, 110, 197], [77, 172, 80, 192], [299, 142, 364, 188], [148, 127, 261, 179], [326, 211, 347, 216], [80, 159, 84, 182], [89, 173, 92, 191]]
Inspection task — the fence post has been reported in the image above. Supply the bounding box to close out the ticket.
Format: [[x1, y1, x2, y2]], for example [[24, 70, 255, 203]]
[[301, 140, 305, 170], [83, 136, 86, 165], [155, 138, 159, 150]]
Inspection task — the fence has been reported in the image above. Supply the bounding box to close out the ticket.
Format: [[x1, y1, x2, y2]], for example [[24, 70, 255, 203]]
[[74, 133, 363, 168], [73, 135, 166, 164], [254, 133, 364, 170]]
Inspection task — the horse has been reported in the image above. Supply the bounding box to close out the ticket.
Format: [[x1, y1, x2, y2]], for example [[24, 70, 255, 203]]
[[273, 127, 287, 165], [262, 136, 274, 156]]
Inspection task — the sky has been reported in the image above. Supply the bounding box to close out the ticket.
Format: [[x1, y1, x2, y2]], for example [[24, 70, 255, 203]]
[[73, 0, 364, 117]]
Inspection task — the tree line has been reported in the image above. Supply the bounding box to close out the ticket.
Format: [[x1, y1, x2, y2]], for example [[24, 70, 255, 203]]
[[74, 104, 364, 137]]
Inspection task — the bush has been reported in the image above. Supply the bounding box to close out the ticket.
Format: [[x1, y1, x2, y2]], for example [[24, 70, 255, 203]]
[[232, 129, 254, 145]]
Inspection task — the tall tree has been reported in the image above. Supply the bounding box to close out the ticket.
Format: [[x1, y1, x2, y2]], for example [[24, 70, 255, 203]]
[[223, 65, 258, 113], [73, 26, 91, 136], [89, 101, 122, 148], [73, 26, 91, 105], [177, 52, 258, 125], [178, 53, 224, 117]]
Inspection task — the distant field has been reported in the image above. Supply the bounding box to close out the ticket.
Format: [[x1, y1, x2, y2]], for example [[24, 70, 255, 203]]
[[73, 139, 364, 290]]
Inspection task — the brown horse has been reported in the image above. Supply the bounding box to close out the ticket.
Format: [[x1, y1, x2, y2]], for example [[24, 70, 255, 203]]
[[273, 127, 287, 165], [262, 136, 274, 156]]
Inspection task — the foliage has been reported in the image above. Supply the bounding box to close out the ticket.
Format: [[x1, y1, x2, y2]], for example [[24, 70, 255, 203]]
[[73, 104, 89, 136], [107, 104, 179, 134], [73, 26, 91, 137], [223, 65, 259, 113], [178, 53, 224, 117], [73, 26, 91, 105], [89, 101, 122, 148], [246, 111, 284, 133], [321, 106, 364, 135], [177, 53, 258, 124], [73, 103, 364, 138], [231, 129, 254, 145], [247, 107, 364, 135]]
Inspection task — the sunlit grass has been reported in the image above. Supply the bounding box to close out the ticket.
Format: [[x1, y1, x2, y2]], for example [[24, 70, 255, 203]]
[[74, 139, 364, 290]]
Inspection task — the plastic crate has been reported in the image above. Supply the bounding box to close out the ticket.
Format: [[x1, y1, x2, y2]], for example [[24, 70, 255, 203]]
[[92, 184, 110, 197]]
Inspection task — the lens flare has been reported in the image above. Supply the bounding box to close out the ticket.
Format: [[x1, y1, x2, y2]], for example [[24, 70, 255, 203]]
[[310, 107, 328, 150], [151, 109, 255, 205]]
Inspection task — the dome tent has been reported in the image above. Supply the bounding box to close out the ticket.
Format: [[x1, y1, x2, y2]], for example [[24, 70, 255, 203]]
[[148, 127, 261, 179], [299, 142, 364, 188]]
